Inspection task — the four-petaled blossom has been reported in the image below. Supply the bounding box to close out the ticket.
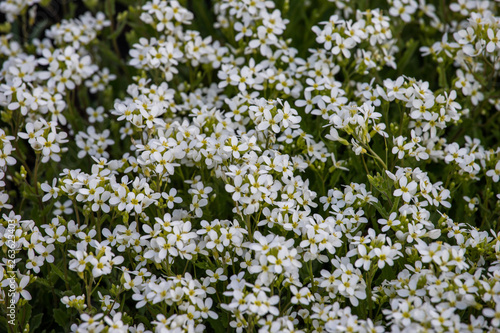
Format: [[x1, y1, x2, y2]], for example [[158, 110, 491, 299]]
[[393, 177, 417, 203]]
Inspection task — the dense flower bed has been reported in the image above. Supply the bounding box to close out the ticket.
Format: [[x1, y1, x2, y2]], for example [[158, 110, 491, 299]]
[[1, 0, 500, 332]]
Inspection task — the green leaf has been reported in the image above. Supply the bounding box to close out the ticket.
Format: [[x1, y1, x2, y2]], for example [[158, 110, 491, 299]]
[[30, 313, 43, 333], [105, 0, 116, 17], [133, 315, 151, 328], [193, 260, 211, 271], [48, 263, 67, 284], [378, 265, 397, 283], [41, 203, 54, 220], [190, 1, 216, 38], [71, 281, 83, 295], [437, 64, 448, 89], [0, 315, 9, 331], [208, 316, 227, 331], [29, 19, 50, 41], [397, 39, 419, 76], [83, 0, 99, 10], [108, 13, 128, 40], [98, 42, 122, 64], [34, 277, 53, 289], [53, 308, 69, 330], [67, 1, 78, 18], [23, 303, 32, 329], [371, 201, 389, 219], [125, 30, 138, 46]]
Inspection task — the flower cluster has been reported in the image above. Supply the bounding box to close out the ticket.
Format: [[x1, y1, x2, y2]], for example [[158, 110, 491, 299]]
[[1, 0, 500, 332]]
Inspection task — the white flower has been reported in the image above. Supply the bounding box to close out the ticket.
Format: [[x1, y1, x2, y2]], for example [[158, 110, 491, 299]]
[[355, 245, 372, 270], [373, 246, 395, 269], [190, 195, 207, 218], [126, 192, 145, 214], [152, 151, 176, 175], [206, 268, 227, 283], [14, 276, 32, 302], [197, 298, 218, 319], [484, 294, 500, 322], [486, 161, 500, 182], [225, 176, 249, 201], [290, 286, 313, 305], [393, 177, 418, 203], [378, 212, 401, 232], [162, 188, 182, 208], [41, 179, 60, 202], [92, 191, 111, 213], [223, 136, 248, 159], [331, 34, 355, 58], [105, 312, 128, 333], [257, 109, 283, 133]]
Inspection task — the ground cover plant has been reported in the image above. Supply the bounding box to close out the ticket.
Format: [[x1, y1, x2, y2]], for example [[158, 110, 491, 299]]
[[1, 0, 500, 332]]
